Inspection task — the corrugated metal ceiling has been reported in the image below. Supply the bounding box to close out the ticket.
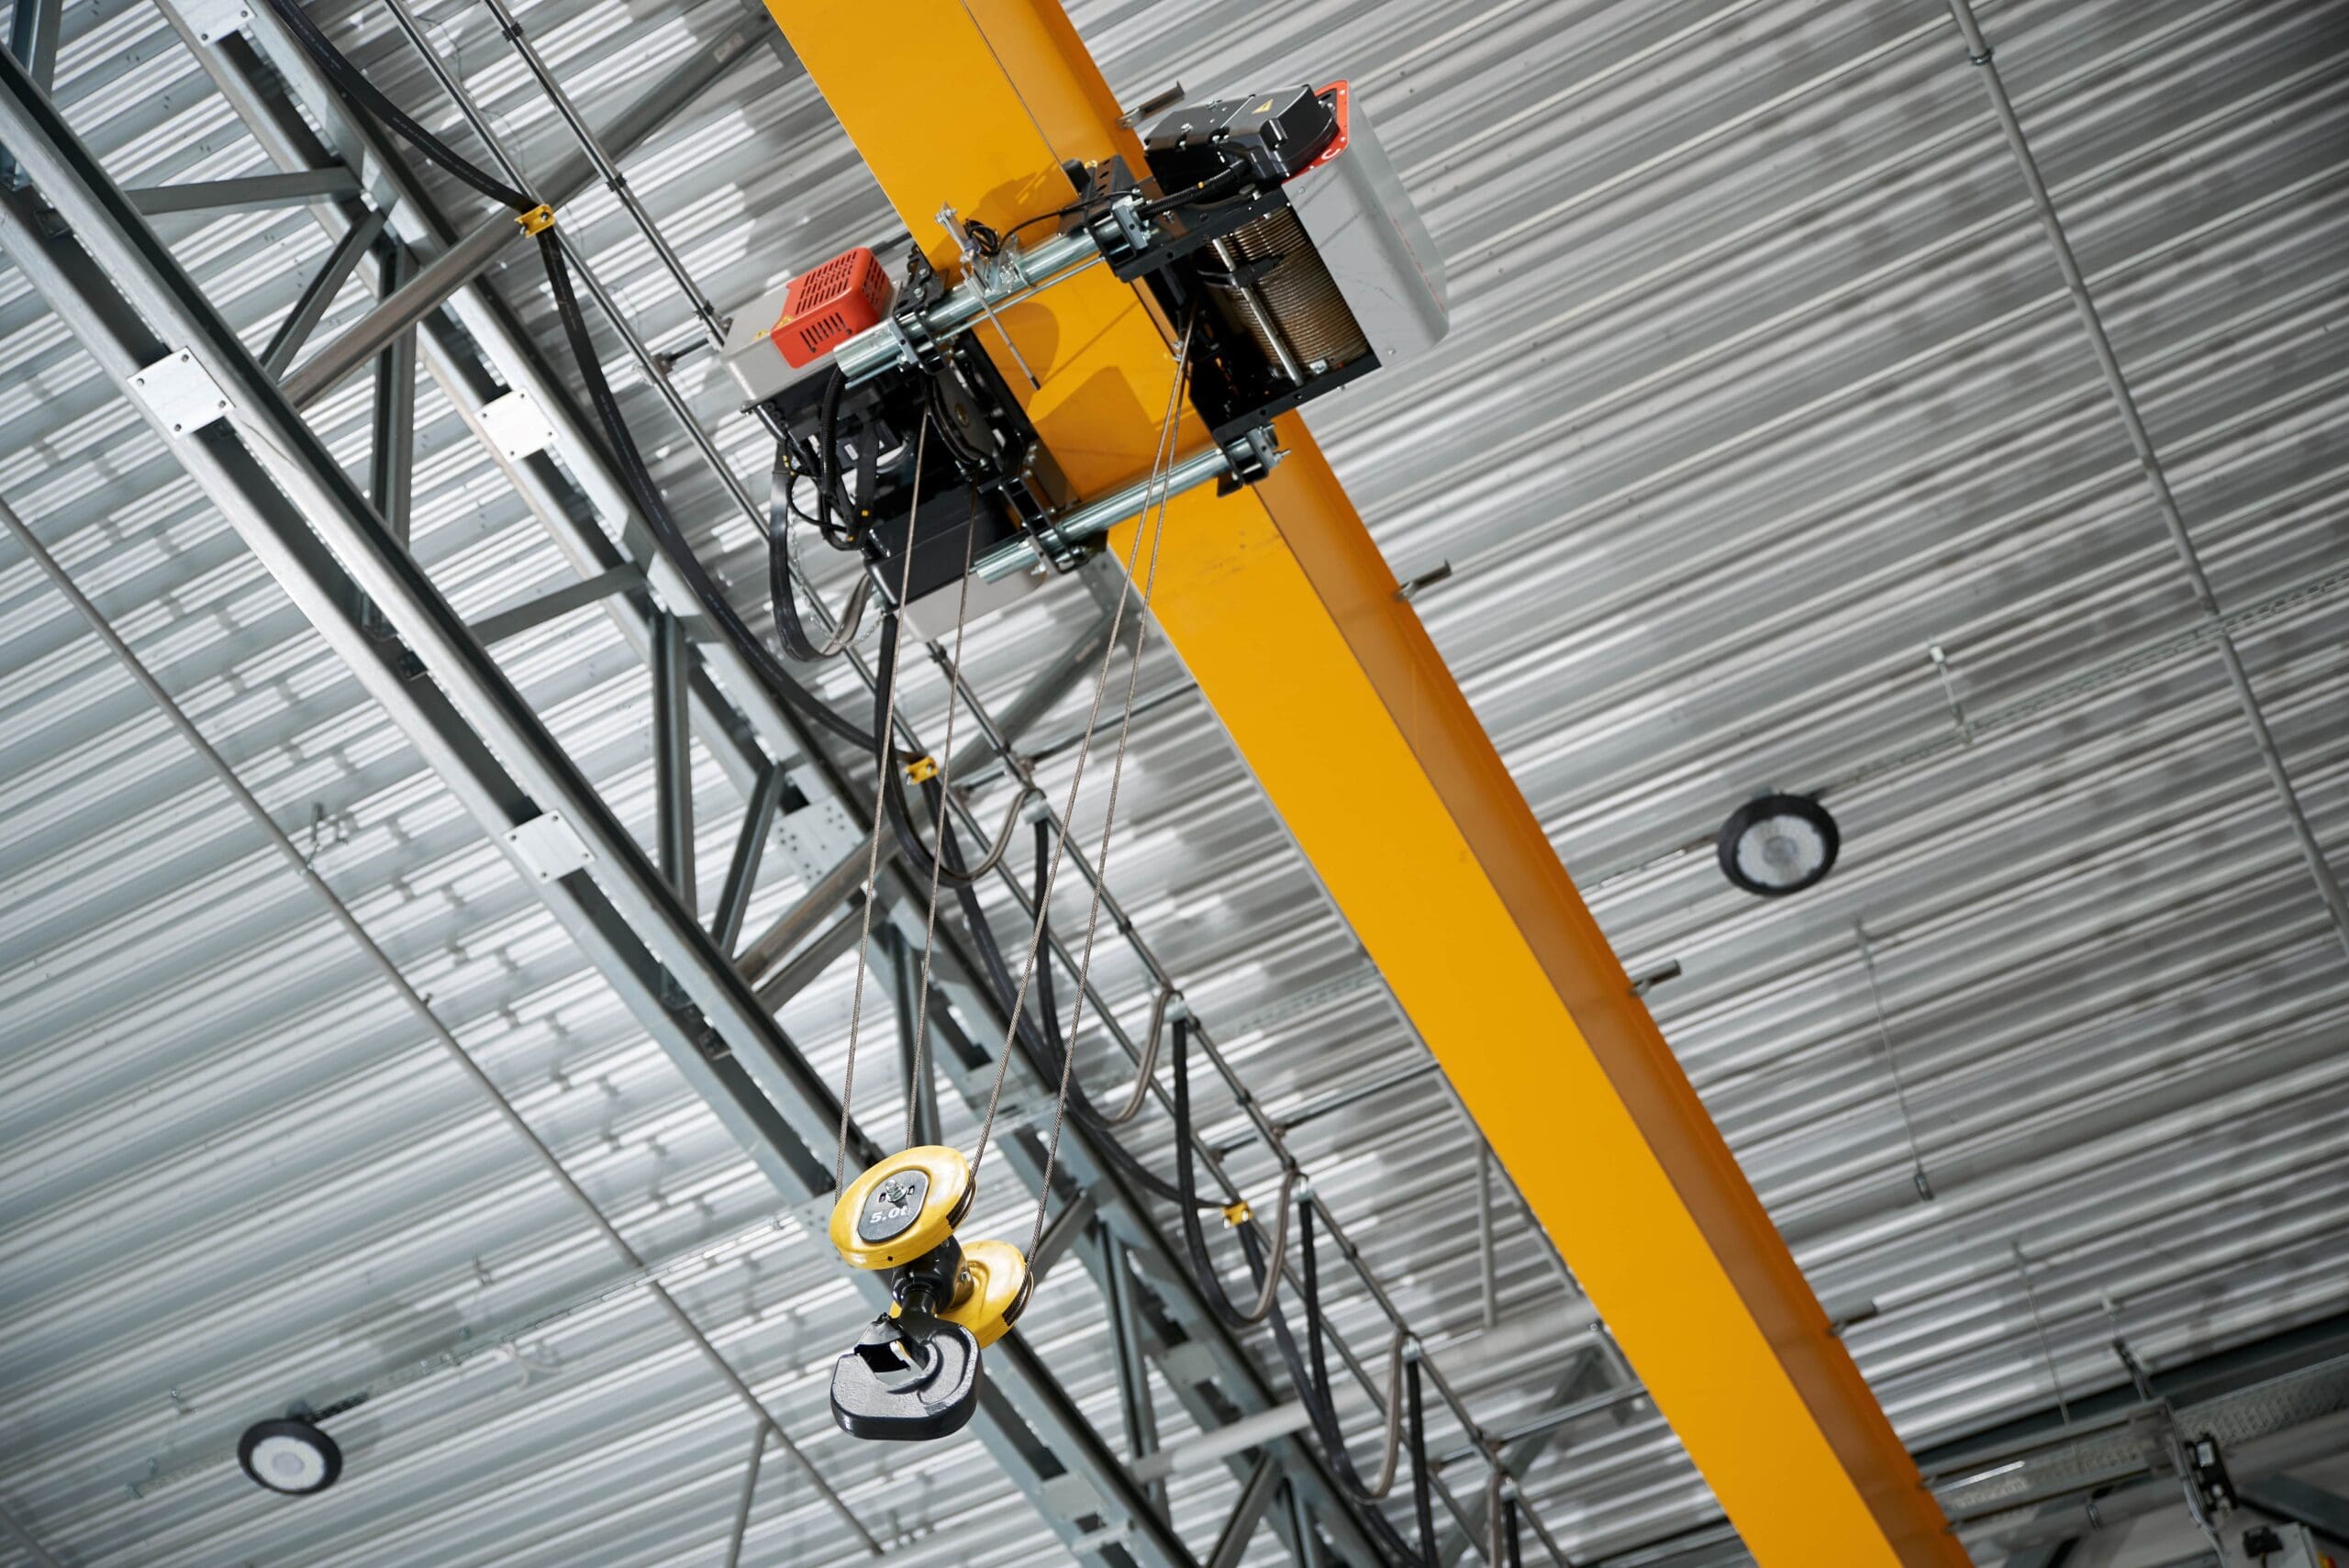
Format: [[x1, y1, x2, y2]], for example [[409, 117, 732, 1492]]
[[3, 0, 2345, 1563]]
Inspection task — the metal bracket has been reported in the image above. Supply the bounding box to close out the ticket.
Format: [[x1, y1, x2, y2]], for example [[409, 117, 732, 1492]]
[[480, 387, 558, 462], [505, 811, 595, 883], [180, 0, 254, 45], [128, 349, 231, 438]]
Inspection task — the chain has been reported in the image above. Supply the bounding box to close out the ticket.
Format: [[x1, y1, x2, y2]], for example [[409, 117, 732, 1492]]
[[969, 322, 1194, 1185], [833, 417, 930, 1190]]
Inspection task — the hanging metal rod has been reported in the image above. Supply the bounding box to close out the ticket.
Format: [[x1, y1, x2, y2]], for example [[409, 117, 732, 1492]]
[[1943, 0, 2349, 961], [126, 165, 357, 213]]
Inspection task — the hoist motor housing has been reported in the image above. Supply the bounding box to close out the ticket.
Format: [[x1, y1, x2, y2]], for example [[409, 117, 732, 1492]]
[[1119, 78, 1449, 443]]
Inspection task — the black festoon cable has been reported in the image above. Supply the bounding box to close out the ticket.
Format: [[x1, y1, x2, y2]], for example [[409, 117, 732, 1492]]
[[258, 0, 876, 751]]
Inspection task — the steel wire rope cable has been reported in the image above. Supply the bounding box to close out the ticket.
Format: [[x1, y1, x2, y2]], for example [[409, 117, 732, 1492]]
[[961, 319, 1195, 1191], [261, 0, 876, 751], [901, 493, 984, 1149], [875, 613, 1033, 887], [828, 418, 931, 1186]]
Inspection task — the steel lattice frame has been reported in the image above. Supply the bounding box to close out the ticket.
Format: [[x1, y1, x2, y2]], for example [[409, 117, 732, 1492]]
[[0, 11, 1604, 1566]]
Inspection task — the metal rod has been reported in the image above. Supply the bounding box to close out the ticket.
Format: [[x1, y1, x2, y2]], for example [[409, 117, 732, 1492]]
[[722, 1422, 766, 1568], [737, 840, 893, 985], [2011, 1240, 2073, 1429], [833, 227, 1101, 385], [0, 490, 881, 1555], [1275, 1061, 1443, 1136], [1944, 0, 2349, 960], [654, 609, 696, 912], [974, 441, 1241, 582], [284, 210, 518, 408], [468, 565, 640, 645], [1475, 1140, 1499, 1332], [1207, 1454, 1283, 1568], [1854, 920, 1933, 1202], [1029, 1186, 1099, 1284], [370, 242, 417, 546], [712, 763, 786, 958], [465, 0, 724, 341], [752, 902, 870, 1011], [262, 204, 387, 376], [888, 927, 942, 1145], [1104, 1230, 1166, 1514], [126, 165, 358, 214]]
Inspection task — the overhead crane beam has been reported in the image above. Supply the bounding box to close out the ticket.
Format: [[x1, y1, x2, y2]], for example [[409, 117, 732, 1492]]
[[756, 3, 1966, 1562]]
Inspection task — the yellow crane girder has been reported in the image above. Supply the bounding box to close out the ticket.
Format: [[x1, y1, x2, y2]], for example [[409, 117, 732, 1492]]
[[758, 4, 1965, 1561]]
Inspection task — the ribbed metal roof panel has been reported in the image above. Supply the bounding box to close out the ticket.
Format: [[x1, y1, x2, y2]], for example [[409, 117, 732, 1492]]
[[3, 0, 2344, 1563]]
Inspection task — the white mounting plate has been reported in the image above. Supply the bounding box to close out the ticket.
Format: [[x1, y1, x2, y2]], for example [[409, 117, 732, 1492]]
[[505, 812, 594, 883], [181, 0, 254, 45], [480, 389, 557, 462], [128, 350, 231, 439]]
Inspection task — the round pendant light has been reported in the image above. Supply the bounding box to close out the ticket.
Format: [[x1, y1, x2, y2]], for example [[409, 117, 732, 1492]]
[[1716, 794, 1840, 897], [238, 1418, 342, 1496]]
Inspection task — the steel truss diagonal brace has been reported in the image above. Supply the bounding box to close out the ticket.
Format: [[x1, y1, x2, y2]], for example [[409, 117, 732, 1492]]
[[0, 50, 1180, 1568]]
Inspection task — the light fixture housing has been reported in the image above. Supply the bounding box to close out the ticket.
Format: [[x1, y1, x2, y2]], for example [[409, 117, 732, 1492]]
[[1716, 794, 1840, 897], [237, 1417, 342, 1496]]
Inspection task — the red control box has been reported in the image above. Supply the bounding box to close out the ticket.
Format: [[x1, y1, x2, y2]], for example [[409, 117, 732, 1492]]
[[770, 247, 893, 369]]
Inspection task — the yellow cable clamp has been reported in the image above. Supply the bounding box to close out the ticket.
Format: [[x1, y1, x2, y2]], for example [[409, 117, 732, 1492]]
[[516, 203, 556, 236], [1221, 1199, 1252, 1228], [905, 755, 940, 784]]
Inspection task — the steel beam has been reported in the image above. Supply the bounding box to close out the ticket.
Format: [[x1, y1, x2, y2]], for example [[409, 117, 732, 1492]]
[[261, 203, 385, 375], [126, 165, 357, 213], [369, 242, 418, 546], [757, 4, 1961, 1562], [0, 57, 1192, 1568], [283, 210, 518, 407], [653, 610, 696, 911], [712, 762, 787, 957], [2, 0, 59, 189], [2243, 1475, 2349, 1545], [1207, 1455, 1282, 1568]]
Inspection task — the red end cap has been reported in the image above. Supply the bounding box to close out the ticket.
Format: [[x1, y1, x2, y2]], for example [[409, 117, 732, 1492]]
[[771, 247, 895, 369]]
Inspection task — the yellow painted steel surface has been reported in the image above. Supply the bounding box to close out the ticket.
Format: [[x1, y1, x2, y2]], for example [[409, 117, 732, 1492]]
[[762, 3, 1966, 1560]]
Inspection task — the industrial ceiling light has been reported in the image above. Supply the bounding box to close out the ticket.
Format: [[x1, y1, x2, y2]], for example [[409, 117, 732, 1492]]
[[1716, 794, 1840, 897], [237, 1417, 342, 1496]]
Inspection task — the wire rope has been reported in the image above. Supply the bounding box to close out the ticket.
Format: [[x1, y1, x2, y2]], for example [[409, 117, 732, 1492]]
[[905, 495, 984, 1149], [965, 321, 1193, 1188], [832, 418, 930, 1188]]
